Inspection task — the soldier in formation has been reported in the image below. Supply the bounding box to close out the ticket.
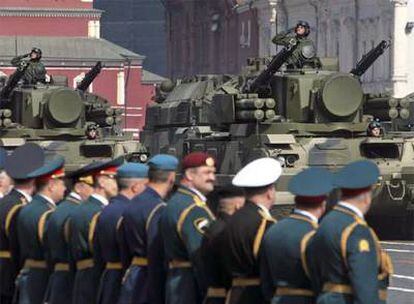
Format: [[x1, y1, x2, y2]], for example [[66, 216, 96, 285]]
[[0, 143, 392, 304]]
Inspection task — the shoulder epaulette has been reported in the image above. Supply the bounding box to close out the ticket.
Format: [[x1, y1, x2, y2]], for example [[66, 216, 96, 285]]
[[146, 203, 166, 232], [289, 214, 317, 229], [88, 212, 101, 253], [38, 209, 54, 244], [5, 204, 24, 237], [301, 230, 316, 278]]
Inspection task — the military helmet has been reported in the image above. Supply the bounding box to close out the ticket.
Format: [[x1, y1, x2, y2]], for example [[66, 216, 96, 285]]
[[295, 20, 310, 37], [368, 119, 381, 130], [31, 47, 42, 59]]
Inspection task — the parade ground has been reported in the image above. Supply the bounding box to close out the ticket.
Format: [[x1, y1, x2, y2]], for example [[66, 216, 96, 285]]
[[383, 241, 414, 303]]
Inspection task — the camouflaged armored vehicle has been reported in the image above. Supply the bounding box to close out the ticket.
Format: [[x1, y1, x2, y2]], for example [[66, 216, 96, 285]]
[[0, 61, 148, 172], [141, 39, 414, 240]]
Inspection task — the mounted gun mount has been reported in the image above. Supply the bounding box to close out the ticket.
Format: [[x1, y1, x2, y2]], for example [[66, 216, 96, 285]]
[[351, 40, 391, 77], [77, 61, 102, 93], [0, 61, 148, 171], [0, 61, 28, 102], [245, 39, 298, 94]]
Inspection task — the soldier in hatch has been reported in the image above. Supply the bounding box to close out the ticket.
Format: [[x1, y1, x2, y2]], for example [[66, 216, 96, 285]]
[[11, 47, 47, 85], [272, 20, 321, 69]]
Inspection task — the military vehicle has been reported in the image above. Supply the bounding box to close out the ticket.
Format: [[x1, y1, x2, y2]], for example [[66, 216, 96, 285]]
[[141, 38, 414, 239], [0, 61, 148, 172]]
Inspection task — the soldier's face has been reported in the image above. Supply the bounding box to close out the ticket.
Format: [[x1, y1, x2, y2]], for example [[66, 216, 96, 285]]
[[371, 127, 381, 137], [30, 52, 39, 60], [296, 26, 306, 36], [51, 179, 67, 202], [100, 175, 118, 198], [0, 171, 12, 196], [187, 166, 216, 195], [74, 182, 94, 201], [131, 178, 148, 196]]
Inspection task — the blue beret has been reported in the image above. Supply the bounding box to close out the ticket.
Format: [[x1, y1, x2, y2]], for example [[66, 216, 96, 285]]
[[148, 154, 178, 171], [334, 160, 379, 189], [117, 163, 149, 178], [288, 167, 335, 197]]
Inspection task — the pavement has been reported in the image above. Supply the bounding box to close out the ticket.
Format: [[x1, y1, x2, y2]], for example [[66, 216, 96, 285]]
[[382, 241, 414, 303]]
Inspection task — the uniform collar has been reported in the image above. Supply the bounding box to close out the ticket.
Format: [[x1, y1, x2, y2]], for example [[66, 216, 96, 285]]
[[69, 191, 82, 202], [184, 186, 207, 203], [257, 203, 272, 219], [338, 201, 364, 219], [294, 209, 318, 224], [39, 194, 56, 207], [14, 188, 32, 203], [145, 186, 162, 199], [91, 193, 109, 206]]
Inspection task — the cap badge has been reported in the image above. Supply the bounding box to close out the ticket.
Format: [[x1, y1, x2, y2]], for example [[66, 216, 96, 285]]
[[206, 157, 215, 167]]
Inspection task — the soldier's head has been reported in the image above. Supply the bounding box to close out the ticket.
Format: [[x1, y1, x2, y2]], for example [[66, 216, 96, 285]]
[[181, 152, 216, 195], [232, 158, 282, 210], [216, 185, 245, 217], [30, 47, 42, 61], [5, 143, 46, 196], [295, 20, 310, 37], [84, 157, 124, 199], [116, 163, 149, 199], [289, 168, 335, 219], [32, 156, 67, 203], [147, 154, 178, 198], [367, 120, 382, 137], [0, 148, 12, 196], [70, 172, 94, 201], [335, 160, 380, 215]]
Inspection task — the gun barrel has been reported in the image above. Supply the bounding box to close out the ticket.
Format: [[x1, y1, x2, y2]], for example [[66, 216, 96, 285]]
[[247, 39, 298, 93], [350, 40, 390, 77], [76, 61, 103, 93], [0, 63, 28, 100]]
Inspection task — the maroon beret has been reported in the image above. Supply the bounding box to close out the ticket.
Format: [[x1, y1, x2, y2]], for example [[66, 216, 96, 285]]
[[182, 152, 216, 170]]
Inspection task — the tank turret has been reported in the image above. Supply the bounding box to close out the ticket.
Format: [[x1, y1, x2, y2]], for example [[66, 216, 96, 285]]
[[0, 62, 147, 171]]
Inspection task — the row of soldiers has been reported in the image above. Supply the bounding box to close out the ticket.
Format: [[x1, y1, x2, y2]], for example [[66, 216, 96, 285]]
[[0, 143, 393, 304]]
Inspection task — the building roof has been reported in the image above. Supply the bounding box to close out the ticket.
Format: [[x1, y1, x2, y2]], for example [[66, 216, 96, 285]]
[[0, 36, 145, 67], [142, 69, 165, 84], [0, 7, 103, 18]]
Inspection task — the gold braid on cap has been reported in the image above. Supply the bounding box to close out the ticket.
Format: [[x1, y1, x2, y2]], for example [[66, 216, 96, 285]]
[[78, 175, 94, 186]]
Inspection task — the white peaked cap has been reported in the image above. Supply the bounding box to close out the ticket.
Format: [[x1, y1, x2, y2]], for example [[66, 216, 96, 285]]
[[232, 157, 283, 187]]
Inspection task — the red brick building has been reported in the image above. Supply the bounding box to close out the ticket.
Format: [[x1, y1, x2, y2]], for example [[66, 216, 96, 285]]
[[0, 0, 163, 137], [165, 0, 260, 79]]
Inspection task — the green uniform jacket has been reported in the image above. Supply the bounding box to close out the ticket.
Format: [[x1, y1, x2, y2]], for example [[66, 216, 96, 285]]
[[0, 189, 29, 302], [69, 195, 105, 304], [272, 32, 320, 69], [43, 193, 81, 304], [261, 211, 318, 304], [161, 185, 215, 304], [306, 204, 393, 304], [16, 194, 56, 304], [11, 55, 47, 85]]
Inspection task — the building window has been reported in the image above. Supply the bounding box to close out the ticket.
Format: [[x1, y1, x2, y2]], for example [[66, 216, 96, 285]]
[[240, 20, 251, 48], [88, 20, 100, 39], [117, 71, 125, 105]]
